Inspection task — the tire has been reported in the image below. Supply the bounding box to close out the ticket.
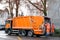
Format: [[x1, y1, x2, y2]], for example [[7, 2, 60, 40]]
[[7, 30, 12, 35], [27, 30, 33, 37], [5, 29, 8, 33], [19, 30, 27, 36], [18, 30, 21, 36]]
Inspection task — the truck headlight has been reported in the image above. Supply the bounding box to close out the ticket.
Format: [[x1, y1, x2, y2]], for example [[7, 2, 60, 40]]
[[40, 24, 46, 32]]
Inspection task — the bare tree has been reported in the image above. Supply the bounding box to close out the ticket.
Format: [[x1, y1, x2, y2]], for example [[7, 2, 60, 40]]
[[9, 0, 14, 18], [43, 0, 47, 16], [27, 0, 47, 16], [5, 0, 20, 18], [15, 0, 20, 17], [9, 0, 20, 17]]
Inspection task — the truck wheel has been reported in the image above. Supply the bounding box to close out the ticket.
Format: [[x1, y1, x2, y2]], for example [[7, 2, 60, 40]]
[[18, 30, 22, 36], [7, 30, 11, 35], [5, 29, 8, 33], [27, 30, 33, 37], [21, 30, 26, 36]]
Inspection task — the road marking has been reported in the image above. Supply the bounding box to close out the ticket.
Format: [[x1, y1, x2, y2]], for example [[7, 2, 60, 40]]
[[18, 36, 22, 40]]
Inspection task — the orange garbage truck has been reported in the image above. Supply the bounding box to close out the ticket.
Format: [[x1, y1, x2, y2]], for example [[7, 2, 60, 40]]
[[5, 16, 55, 37]]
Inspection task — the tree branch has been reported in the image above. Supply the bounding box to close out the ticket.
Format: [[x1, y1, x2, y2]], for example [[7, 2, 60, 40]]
[[41, 0, 44, 5], [28, 0, 43, 11]]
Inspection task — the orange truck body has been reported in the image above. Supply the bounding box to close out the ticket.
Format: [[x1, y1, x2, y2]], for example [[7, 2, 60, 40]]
[[5, 16, 44, 34], [5, 16, 55, 36]]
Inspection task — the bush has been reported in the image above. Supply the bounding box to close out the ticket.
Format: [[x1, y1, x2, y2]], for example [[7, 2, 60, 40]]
[[52, 29, 60, 37], [55, 29, 60, 34]]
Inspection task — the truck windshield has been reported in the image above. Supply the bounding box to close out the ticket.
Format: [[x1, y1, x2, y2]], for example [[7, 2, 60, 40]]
[[5, 20, 11, 24]]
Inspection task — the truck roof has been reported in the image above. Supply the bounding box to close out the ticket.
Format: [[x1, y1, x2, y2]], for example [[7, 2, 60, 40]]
[[44, 16, 51, 19]]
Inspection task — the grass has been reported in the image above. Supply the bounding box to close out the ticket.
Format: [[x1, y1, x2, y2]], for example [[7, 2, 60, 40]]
[[52, 29, 60, 37]]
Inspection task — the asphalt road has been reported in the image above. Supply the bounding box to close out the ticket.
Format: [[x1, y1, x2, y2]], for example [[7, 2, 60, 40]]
[[20, 36, 60, 40], [0, 31, 60, 40], [0, 31, 18, 40]]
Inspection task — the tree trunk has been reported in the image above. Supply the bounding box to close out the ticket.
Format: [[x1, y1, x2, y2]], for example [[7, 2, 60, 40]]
[[43, 0, 47, 16], [16, 0, 20, 17], [9, 0, 13, 18]]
